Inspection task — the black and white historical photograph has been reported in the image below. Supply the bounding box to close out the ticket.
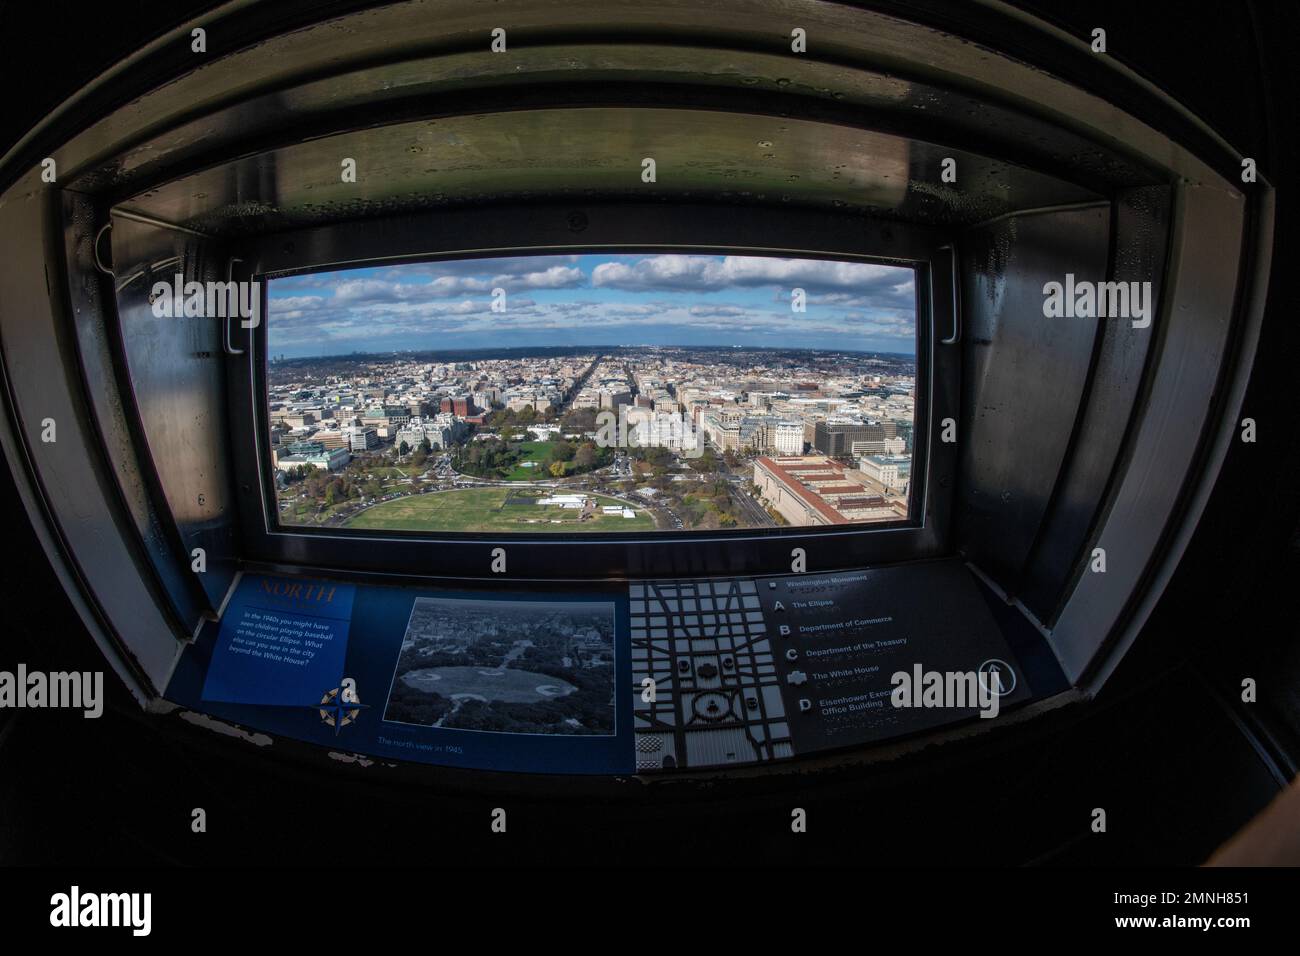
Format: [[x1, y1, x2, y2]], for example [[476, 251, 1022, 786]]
[[384, 598, 616, 735]]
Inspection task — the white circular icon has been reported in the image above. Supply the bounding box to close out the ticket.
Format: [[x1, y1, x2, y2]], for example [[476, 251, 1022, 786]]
[[978, 659, 1016, 697]]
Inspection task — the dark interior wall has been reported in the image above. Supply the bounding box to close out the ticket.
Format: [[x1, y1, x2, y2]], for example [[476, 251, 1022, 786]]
[[954, 205, 1110, 592], [1014, 187, 1171, 622], [981, 0, 1300, 754], [108, 214, 239, 621], [1016, 0, 1300, 581], [954, 186, 1175, 624]]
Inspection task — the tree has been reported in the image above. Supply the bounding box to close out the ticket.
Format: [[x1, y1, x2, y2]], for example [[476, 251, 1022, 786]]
[[398, 440, 410, 456], [697, 510, 722, 531], [645, 446, 672, 469], [549, 461, 566, 478], [690, 448, 719, 473]]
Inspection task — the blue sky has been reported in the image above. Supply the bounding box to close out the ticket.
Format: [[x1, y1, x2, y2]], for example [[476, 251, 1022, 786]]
[[267, 253, 916, 358]]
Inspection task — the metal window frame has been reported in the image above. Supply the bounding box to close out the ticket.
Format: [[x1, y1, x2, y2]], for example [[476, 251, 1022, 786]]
[[226, 202, 960, 582]]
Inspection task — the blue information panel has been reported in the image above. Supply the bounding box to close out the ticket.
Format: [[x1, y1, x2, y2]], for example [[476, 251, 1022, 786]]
[[165, 564, 1063, 775], [167, 573, 634, 775], [201, 578, 355, 707]]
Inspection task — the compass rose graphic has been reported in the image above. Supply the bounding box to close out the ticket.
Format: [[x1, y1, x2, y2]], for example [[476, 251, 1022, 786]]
[[316, 682, 369, 735]]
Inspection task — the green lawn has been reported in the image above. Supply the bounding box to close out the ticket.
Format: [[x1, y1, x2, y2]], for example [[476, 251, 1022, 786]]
[[502, 441, 559, 481], [341, 485, 656, 533]]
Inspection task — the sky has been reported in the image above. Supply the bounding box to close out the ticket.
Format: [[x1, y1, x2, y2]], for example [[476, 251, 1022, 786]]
[[266, 253, 917, 359]]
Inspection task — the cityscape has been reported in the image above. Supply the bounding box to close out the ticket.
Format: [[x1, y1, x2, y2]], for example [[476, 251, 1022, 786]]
[[266, 253, 917, 535]]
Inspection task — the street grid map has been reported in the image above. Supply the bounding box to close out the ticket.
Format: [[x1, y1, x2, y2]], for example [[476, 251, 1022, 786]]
[[631, 578, 792, 770]]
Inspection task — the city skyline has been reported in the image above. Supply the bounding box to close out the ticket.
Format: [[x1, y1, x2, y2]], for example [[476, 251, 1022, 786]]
[[268, 343, 917, 368], [268, 342, 916, 538], [268, 252, 917, 358]]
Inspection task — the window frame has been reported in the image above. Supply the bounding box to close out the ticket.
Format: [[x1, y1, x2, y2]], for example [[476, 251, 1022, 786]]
[[226, 202, 959, 581]]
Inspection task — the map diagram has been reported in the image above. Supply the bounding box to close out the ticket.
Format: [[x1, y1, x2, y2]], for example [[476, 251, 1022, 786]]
[[631, 578, 792, 770]]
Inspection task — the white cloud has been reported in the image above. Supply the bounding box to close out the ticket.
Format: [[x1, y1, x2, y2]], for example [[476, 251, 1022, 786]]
[[267, 254, 915, 353], [592, 254, 913, 300]]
